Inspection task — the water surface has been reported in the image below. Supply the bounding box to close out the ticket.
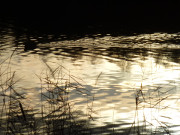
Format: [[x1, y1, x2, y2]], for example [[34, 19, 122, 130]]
[[1, 23, 180, 134]]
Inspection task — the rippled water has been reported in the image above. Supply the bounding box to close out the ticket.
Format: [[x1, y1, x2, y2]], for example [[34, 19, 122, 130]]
[[1, 22, 180, 134]]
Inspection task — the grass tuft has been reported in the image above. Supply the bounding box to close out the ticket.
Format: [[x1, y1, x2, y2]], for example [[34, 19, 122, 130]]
[[0, 58, 94, 135]]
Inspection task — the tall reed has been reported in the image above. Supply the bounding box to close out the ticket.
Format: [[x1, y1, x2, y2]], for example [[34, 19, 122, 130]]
[[128, 83, 173, 135], [0, 57, 94, 135]]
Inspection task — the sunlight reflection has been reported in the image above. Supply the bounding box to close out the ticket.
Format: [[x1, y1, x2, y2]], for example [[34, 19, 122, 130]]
[[1, 30, 180, 134]]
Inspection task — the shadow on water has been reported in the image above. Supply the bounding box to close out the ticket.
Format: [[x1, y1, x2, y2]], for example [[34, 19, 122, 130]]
[[1, 1, 180, 33], [0, 71, 176, 135], [1, 19, 180, 66], [0, 67, 179, 135]]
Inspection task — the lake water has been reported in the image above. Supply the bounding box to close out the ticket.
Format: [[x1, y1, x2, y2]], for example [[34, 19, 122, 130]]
[[1, 21, 180, 134]]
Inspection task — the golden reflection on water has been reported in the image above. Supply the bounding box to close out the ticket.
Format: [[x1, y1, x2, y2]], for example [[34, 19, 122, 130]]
[[1, 31, 180, 133]]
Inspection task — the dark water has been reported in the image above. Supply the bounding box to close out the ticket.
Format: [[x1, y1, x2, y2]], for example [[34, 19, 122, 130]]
[[1, 20, 180, 134]]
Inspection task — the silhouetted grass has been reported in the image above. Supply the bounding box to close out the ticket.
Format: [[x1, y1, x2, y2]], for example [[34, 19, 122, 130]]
[[128, 83, 173, 135], [0, 54, 175, 135], [0, 57, 94, 135]]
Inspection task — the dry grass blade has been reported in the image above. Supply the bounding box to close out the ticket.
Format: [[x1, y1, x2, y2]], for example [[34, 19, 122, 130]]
[[95, 72, 102, 85], [152, 95, 171, 108], [130, 82, 174, 135], [19, 102, 26, 122], [154, 117, 171, 134]]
